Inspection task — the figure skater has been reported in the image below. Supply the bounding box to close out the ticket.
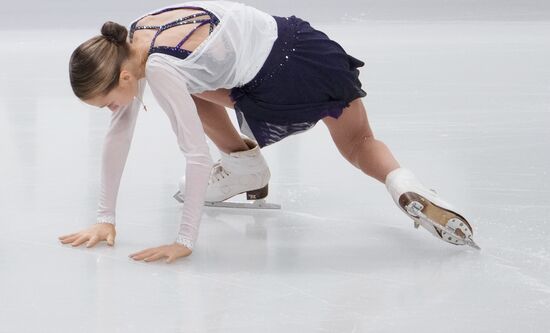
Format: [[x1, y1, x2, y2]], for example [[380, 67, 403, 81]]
[[58, 0, 479, 264]]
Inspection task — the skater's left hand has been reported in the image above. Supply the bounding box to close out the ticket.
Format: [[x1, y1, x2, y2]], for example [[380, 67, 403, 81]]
[[129, 243, 192, 263]]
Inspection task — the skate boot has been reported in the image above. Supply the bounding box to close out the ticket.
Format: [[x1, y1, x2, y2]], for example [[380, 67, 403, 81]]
[[385, 168, 480, 249], [174, 138, 280, 209]]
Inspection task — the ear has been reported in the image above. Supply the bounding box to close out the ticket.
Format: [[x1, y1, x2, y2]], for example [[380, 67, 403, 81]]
[[119, 70, 133, 86]]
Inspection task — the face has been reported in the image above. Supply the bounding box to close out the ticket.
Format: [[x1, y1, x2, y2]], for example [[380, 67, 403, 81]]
[[84, 70, 139, 112]]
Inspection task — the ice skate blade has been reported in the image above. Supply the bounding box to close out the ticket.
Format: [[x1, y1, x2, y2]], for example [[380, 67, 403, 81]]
[[400, 192, 480, 250], [173, 191, 281, 210], [173, 191, 185, 203], [205, 199, 281, 209], [415, 211, 481, 250], [405, 200, 481, 250], [463, 237, 481, 250]]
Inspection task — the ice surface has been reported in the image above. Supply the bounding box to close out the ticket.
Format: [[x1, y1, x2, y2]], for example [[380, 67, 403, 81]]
[[0, 21, 549, 333]]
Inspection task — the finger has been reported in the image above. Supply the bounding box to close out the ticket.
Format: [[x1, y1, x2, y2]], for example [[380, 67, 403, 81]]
[[129, 248, 151, 258], [58, 233, 79, 240], [71, 235, 89, 247], [86, 236, 100, 248], [130, 249, 156, 260], [106, 233, 115, 246], [166, 255, 176, 263], [144, 252, 166, 262], [60, 234, 81, 244], [166, 253, 181, 263]]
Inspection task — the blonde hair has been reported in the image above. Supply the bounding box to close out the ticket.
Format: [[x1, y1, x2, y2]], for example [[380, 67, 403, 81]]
[[69, 21, 130, 100]]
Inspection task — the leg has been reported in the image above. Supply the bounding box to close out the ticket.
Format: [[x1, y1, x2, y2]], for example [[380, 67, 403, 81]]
[[191, 95, 247, 154], [194, 88, 235, 109], [322, 98, 400, 183], [177, 90, 271, 204], [328, 100, 479, 247]]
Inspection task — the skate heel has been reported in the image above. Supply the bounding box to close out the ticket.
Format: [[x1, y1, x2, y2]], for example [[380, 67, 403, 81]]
[[399, 192, 431, 219], [246, 184, 269, 200], [398, 192, 455, 225]]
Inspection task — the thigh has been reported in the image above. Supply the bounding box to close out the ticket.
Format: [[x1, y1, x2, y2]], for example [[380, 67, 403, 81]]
[[194, 88, 235, 109], [191, 95, 246, 153]]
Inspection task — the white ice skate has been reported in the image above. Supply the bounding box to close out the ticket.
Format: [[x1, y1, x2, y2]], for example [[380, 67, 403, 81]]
[[385, 168, 480, 249], [173, 138, 281, 209]]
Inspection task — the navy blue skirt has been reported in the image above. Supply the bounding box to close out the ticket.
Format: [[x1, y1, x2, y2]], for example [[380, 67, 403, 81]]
[[230, 15, 367, 148]]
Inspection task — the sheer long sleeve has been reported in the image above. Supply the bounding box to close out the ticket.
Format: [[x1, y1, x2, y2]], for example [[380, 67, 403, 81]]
[[96, 79, 147, 225], [145, 54, 213, 250]]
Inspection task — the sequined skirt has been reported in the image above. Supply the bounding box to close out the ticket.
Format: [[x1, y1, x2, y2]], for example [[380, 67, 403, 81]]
[[230, 15, 367, 147]]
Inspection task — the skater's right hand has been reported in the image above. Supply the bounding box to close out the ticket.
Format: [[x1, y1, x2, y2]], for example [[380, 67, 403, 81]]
[[58, 223, 116, 248]]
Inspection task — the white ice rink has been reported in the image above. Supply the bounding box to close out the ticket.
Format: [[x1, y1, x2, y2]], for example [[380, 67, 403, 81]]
[[0, 18, 549, 333]]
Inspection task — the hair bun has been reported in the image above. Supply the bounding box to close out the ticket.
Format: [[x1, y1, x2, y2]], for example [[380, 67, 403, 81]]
[[101, 21, 128, 44]]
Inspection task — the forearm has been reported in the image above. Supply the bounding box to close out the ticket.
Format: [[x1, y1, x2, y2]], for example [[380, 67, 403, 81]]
[[96, 132, 135, 224], [175, 159, 212, 249], [95, 85, 144, 224]]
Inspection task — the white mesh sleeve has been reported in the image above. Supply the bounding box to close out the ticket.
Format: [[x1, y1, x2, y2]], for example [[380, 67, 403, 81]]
[[146, 55, 213, 250], [96, 79, 147, 225]]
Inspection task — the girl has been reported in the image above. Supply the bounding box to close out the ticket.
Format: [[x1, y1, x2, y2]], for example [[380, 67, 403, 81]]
[[58, 1, 479, 264]]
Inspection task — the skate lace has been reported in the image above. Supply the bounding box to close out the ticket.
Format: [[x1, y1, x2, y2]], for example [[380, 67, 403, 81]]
[[209, 161, 231, 184]]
